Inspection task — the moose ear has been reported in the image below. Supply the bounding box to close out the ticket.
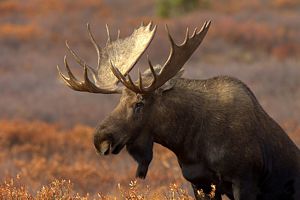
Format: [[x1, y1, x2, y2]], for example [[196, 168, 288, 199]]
[[157, 68, 184, 93]]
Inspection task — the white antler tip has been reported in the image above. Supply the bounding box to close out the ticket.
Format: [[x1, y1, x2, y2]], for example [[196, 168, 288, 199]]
[[56, 65, 61, 72], [152, 24, 157, 32], [147, 21, 153, 29]]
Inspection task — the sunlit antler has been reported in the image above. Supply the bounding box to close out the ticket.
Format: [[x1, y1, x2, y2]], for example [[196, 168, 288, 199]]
[[57, 22, 157, 94], [111, 21, 211, 94], [57, 55, 118, 93]]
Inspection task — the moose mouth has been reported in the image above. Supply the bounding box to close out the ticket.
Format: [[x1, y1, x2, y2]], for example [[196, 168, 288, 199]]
[[98, 140, 125, 155]]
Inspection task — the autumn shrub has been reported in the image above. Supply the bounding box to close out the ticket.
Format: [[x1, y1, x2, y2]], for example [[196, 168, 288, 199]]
[[0, 119, 299, 198], [0, 23, 41, 41], [0, 175, 90, 200], [0, 0, 20, 15], [156, 0, 200, 18], [272, 0, 300, 8], [0, 120, 188, 198], [0, 175, 197, 200]]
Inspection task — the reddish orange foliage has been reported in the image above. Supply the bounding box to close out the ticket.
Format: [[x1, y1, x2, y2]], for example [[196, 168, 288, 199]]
[[0, 0, 299, 59], [0, 175, 197, 200], [0, 24, 41, 41], [0, 119, 298, 198], [272, 0, 300, 8], [0, 120, 189, 198]]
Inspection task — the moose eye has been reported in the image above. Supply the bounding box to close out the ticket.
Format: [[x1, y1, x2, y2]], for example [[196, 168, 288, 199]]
[[134, 102, 144, 114]]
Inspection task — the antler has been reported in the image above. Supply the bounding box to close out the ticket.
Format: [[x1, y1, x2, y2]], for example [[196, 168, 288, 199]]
[[57, 22, 157, 94], [111, 21, 211, 94]]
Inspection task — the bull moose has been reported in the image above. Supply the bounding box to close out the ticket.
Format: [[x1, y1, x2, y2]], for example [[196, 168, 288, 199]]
[[57, 21, 300, 200]]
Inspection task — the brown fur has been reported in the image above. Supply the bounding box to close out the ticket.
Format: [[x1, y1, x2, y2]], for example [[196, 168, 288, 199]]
[[94, 76, 300, 200]]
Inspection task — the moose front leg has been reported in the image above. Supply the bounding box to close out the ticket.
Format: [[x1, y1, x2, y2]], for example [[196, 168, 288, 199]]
[[135, 162, 149, 178], [180, 163, 222, 200], [232, 178, 259, 200], [192, 184, 210, 200], [192, 184, 222, 200]]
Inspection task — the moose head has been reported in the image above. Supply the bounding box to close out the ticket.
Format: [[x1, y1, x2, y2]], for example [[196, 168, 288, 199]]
[[57, 21, 210, 178]]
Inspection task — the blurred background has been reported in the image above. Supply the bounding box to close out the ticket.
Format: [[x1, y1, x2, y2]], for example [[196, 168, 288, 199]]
[[0, 0, 299, 199]]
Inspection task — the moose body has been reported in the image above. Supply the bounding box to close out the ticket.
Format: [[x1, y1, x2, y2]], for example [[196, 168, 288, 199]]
[[126, 76, 300, 200], [58, 21, 300, 199], [99, 76, 300, 200]]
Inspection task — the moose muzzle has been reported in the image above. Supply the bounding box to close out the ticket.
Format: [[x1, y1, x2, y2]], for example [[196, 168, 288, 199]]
[[94, 132, 112, 155]]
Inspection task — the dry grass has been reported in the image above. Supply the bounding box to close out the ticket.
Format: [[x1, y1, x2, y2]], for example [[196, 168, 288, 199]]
[[0, 173, 218, 200], [0, 176, 198, 200], [0, 120, 191, 198]]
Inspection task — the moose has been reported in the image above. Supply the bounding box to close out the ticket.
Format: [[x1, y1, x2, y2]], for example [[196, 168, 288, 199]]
[[57, 21, 300, 200]]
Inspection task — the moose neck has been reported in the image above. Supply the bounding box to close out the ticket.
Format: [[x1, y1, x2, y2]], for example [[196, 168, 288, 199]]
[[150, 79, 207, 161]]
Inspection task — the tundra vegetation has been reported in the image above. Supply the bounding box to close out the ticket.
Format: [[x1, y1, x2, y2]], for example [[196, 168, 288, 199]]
[[0, 0, 300, 199], [156, 0, 201, 17]]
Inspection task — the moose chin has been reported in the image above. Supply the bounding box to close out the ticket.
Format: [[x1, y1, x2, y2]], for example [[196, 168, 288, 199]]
[[57, 21, 300, 200]]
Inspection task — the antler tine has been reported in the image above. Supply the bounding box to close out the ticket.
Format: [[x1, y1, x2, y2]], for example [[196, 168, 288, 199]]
[[126, 74, 139, 92], [139, 20, 211, 93], [58, 56, 120, 94], [57, 57, 76, 88], [109, 60, 127, 84], [191, 27, 198, 38], [109, 61, 141, 93], [165, 25, 176, 47], [138, 68, 144, 92], [105, 24, 111, 44], [147, 55, 157, 85], [196, 20, 210, 39], [147, 21, 153, 30], [183, 27, 189, 45], [83, 64, 94, 91], [65, 41, 85, 68], [108, 21, 210, 94], [63, 55, 78, 82], [65, 40, 97, 78], [117, 29, 120, 39], [59, 22, 158, 94], [57, 56, 84, 91], [87, 23, 101, 71], [82, 64, 106, 92]]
